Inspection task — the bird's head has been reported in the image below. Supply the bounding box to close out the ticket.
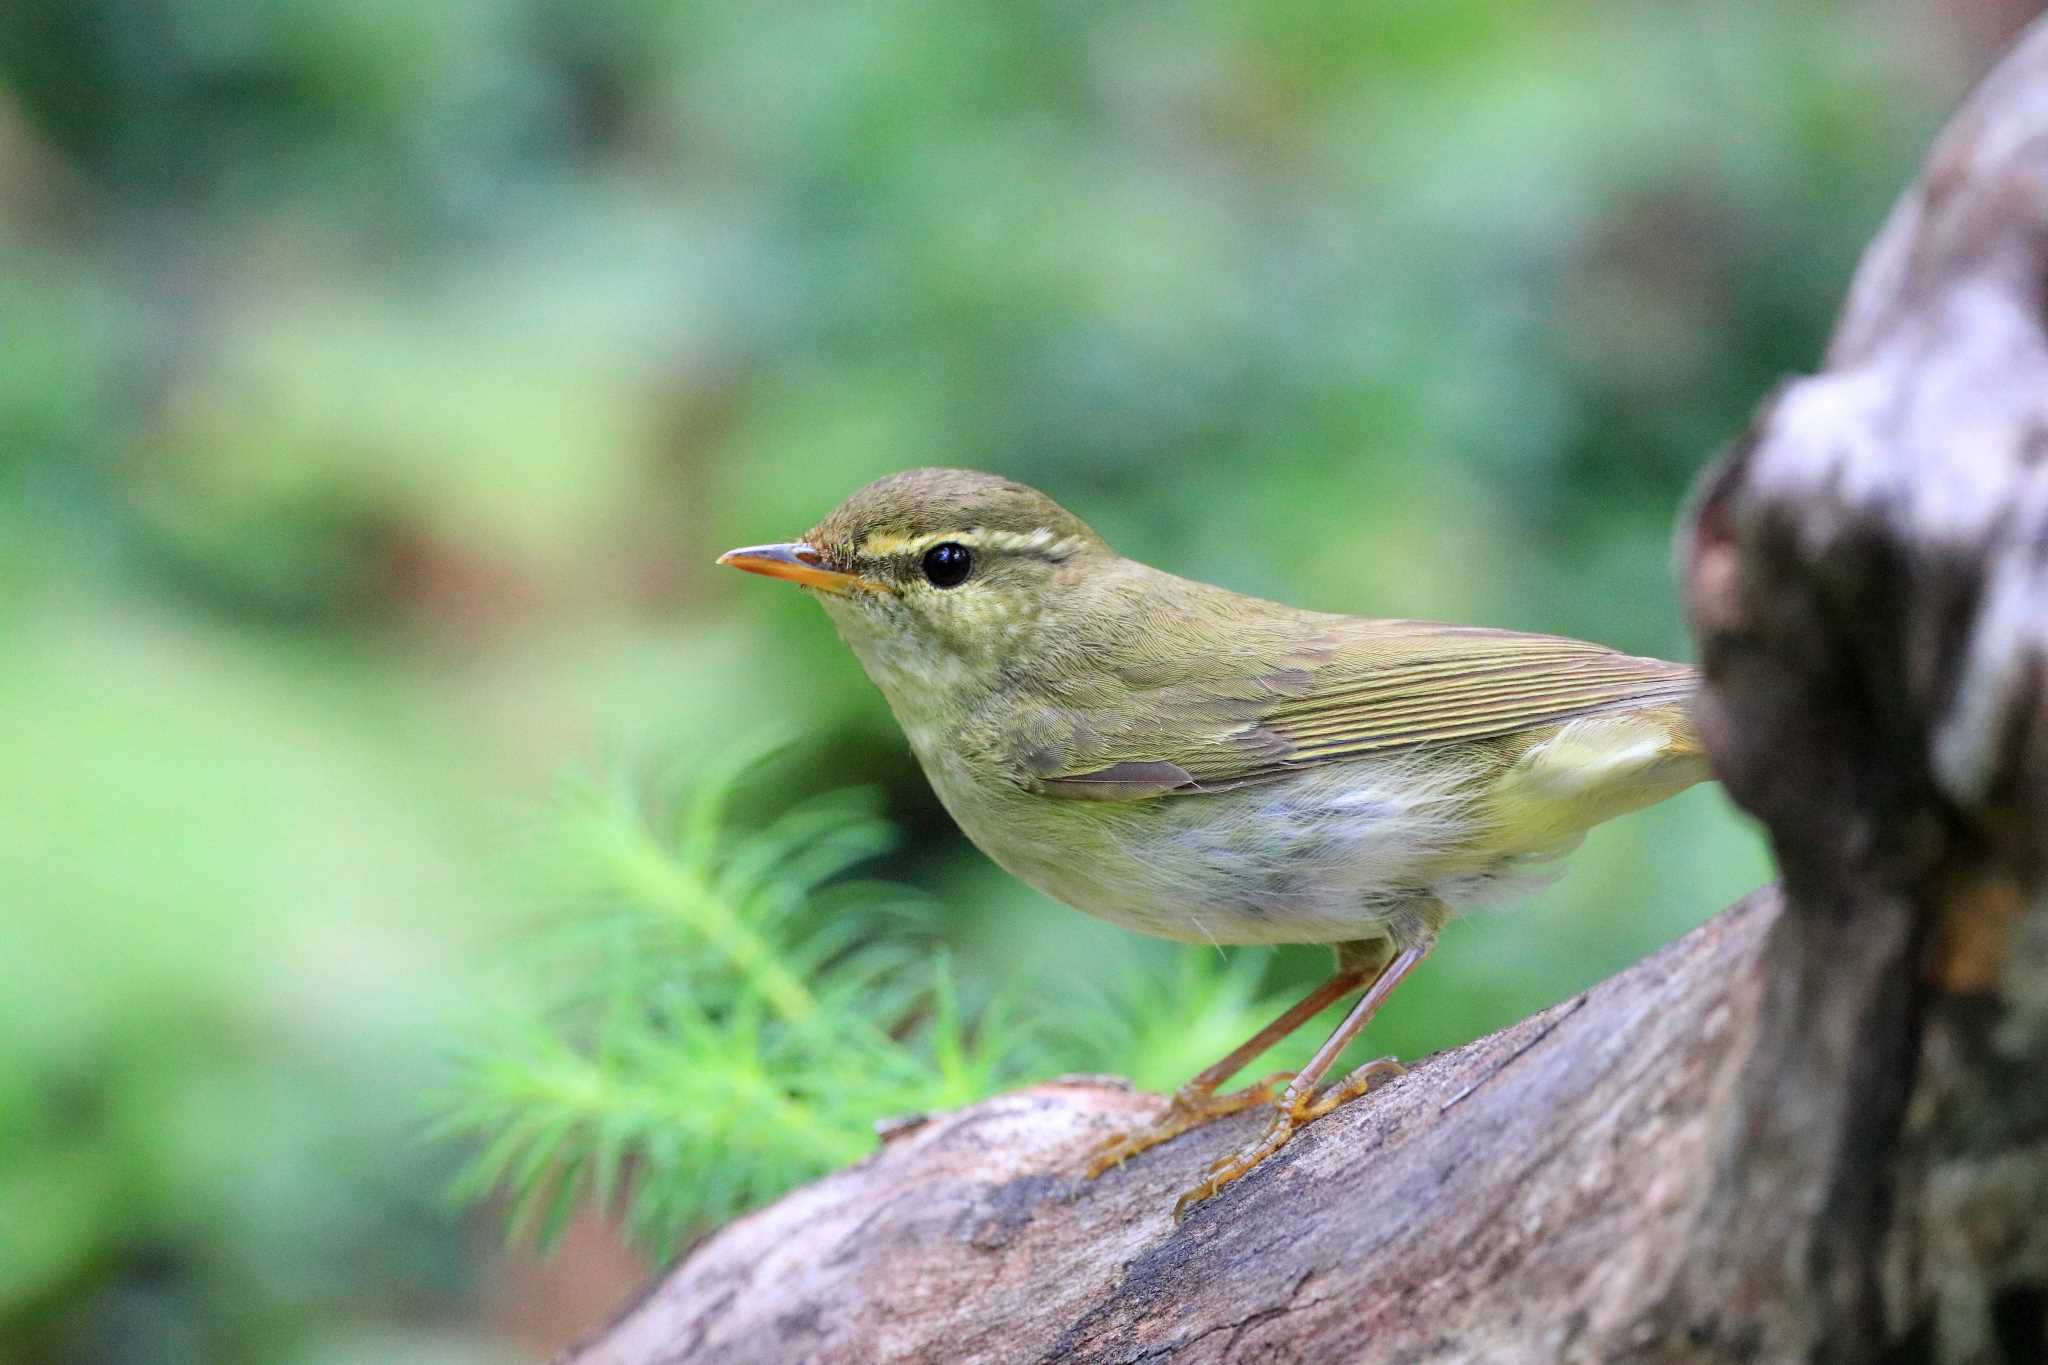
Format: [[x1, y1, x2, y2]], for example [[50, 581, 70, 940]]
[[718, 468, 1113, 707]]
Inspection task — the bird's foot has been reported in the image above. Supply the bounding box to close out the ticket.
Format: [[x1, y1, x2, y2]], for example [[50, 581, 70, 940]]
[[1172, 1056, 1406, 1218], [1083, 1071, 1296, 1179]]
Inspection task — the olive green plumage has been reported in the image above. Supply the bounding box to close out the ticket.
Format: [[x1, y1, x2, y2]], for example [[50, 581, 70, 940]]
[[720, 467, 1709, 1209], [728, 468, 1703, 948]]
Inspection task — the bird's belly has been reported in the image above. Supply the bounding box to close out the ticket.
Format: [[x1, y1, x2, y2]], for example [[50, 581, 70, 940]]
[[931, 756, 1527, 947]]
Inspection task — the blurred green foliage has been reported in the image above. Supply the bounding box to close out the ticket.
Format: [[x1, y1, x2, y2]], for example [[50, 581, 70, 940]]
[[0, 0, 2004, 1361], [439, 754, 974, 1259]]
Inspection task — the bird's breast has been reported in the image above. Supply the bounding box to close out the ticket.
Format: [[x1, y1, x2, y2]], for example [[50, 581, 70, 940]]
[[917, 750, 1526, 947]]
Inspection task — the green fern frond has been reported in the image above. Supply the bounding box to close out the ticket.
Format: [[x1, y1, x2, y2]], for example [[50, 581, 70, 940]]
[[438, 748, 1041, 1258]]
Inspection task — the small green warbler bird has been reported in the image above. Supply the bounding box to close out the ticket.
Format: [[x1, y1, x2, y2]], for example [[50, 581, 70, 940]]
[[720, 469, 1704, 1214]]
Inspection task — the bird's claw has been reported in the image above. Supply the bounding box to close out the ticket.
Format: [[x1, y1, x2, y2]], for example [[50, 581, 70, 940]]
[[1082, 1071, 1296, 1179], [1172, 1056, 1405, 1218]]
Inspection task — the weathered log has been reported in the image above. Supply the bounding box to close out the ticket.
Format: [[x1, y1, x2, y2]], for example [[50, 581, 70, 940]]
[[572, 19, 2048, 1363], [574, 894, 1783, 1364]]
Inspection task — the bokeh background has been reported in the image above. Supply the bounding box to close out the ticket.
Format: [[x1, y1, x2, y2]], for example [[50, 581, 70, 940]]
[[3, 1, 2036, 1361]]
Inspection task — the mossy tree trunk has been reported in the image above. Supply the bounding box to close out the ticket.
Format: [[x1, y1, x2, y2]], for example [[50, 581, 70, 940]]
[[569, 21, 2048, 1364]]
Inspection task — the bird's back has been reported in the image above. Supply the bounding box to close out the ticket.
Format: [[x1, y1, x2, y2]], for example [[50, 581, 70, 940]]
[[1003, 560, 1701, 798]]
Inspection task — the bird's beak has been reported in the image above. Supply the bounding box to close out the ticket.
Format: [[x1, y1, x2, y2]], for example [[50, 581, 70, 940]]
[[715, 542, 878, 595]]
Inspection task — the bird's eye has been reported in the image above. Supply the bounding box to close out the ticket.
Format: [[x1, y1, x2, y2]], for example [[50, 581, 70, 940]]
[[921, 542, 973, 588]]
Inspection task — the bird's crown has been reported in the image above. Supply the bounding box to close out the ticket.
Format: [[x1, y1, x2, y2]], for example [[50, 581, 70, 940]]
[[808, 468, 1106, 566]]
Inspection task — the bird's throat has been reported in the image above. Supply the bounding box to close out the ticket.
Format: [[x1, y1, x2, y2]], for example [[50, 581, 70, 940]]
[[815, 595, 997, 754]]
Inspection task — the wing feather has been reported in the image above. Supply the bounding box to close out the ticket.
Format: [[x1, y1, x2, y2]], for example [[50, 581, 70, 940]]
[[1031, 620, 1695, 798]]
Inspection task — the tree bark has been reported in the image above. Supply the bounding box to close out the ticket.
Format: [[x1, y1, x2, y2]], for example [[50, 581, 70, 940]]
[[571, 21, 2048, 1363]]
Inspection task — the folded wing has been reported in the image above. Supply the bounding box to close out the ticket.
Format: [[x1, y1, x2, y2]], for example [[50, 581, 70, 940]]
[[1033, 621, 1697, 800]]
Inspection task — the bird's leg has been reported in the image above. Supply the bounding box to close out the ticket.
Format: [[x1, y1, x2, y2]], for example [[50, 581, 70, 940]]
[[1083, 951, 1376, 1178], [1174, 939, 1432, 1217]]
